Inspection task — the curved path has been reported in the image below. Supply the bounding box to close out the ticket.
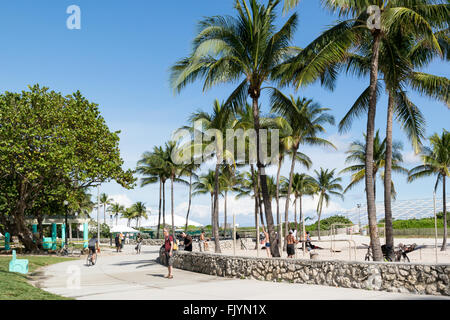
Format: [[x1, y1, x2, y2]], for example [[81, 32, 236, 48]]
[[31, 245, 448, 300]]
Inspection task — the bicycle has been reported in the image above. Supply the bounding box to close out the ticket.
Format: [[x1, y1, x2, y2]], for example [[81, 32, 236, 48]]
[[86, 250, 97, 266], [135, 242, 142, 254], [57, 244, 74, 257], [363, 244, 392, 262]]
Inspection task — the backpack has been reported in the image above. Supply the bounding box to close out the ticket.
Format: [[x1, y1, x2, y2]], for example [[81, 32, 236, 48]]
[[172, 237, 178, 251]]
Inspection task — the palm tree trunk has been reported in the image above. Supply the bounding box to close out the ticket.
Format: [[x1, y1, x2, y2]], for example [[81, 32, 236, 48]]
[[171, 175, 175, 241], [251, 164, 259, 249], [276, 155, 282, 249], [284, 149, 297, 248], [299, 195, 303, 247], [294, 197, 298, 240], [441, 175, 447, 251], [162, 180, 166, 231], [366, 30, 383, 261], [384, 90, 395, 259], [185, 174, 193, 232], [317, 198, 322, 240], [252, 95, 280, 257], [104, 205, 106, 225], [224, 190, 228, 238], [213, 163, 221, 253], [157, 179, 162, 239]]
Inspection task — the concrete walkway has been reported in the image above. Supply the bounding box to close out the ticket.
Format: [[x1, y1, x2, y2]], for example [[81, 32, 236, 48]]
[[31, 245, 449, 300]]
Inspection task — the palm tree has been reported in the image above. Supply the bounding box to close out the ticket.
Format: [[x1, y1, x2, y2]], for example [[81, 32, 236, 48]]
[[99, 193, 112, 225], [340, 130, 408, 199], [137, 146, 170, 238], [193, 170, 219, 232], [313, 168, 344, 240], [162, 141, 186, 242], [179, 161, 200, 232], [189, 100, 235, 252], [122, 207, 136, 227], [171, 0, 305, 257], [409, 130, 450, 251], [220, 166, 244, 238], [271, 91, 334, 242], [339, 28, 448, 258], [109, 203, 124, 226], [131, 202, 148, 229], [281, 0, 447, 261], [291, 173, 317, 241]]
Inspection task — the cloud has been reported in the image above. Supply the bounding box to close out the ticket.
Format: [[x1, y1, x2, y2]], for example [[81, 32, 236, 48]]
[[108, 194, 134, 208], [402, 151, 422, 165]]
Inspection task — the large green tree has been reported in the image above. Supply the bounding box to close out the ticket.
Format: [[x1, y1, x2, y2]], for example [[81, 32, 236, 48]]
[[0, 85, 134, 251]]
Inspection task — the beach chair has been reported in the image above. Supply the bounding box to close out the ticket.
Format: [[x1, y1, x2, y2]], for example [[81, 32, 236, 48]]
[[9, 250, 29, 274]]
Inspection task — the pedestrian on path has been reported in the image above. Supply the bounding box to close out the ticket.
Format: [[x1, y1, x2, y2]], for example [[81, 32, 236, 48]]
[[115, 233, 121, 253], [286, 230, 298, 258], [163, 228, 174, 279]]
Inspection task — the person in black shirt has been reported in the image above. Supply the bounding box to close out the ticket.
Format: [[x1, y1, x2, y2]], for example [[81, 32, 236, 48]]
[[181, 232, 193, 251]]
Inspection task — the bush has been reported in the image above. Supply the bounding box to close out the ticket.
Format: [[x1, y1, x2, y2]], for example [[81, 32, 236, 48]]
[[305, 215, 353, 232]]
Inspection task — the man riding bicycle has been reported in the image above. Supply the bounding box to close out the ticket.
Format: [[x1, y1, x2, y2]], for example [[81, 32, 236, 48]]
[[88, 234, 99, 264]]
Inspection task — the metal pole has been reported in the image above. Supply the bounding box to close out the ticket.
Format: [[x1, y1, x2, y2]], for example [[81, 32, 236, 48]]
[[97, 185, 100, 243], [433, 192, 438, 264]]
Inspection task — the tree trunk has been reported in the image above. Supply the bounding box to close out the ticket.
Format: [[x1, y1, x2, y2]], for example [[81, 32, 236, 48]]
[[299, 195, 303, 247], [317, 199, 322, 240], [384, 90, 395, 260], [210, 193, 214, 236], [162, 180, 166, 231], [251, 164, 259, 250], [185, 174, 193, 232], [276, 154, 282, 250], [257, 172, 265, 229], [224, 190, 228, 238], [213, 163, 222, 253], [283, 149, 297, 249], [171, 174, 175, 244], [252, 95, 280, 257], [441, 175, 447, 251], [366, 30, 383, 261], [157, 179, 162, 239], [104, 204, 106, 225], [294, 197, 297, 235]]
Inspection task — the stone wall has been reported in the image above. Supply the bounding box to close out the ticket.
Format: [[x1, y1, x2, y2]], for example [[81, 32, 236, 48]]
[[191, 239, 254, 252], [159, 250, 450, 296]]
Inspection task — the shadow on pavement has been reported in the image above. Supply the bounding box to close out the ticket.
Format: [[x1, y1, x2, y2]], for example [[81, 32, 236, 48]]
[[112, 259, 158, 267]]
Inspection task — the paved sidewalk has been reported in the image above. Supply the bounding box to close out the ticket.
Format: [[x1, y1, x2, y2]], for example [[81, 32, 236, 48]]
[[30, 245, 449, 300]]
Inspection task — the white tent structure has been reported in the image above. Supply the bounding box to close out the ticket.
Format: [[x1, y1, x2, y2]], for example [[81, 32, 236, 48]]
[[110, 225, 139, 233], [140, 214, 203, 228]]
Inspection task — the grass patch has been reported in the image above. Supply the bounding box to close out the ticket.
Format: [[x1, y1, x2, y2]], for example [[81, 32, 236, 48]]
[[0, 255, 77, 300]]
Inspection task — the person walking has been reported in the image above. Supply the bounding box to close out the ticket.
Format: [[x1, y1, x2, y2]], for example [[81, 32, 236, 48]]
[[135, 233, 143, 254], [163, 228, 174, 279], [286, 230, 298, 258], [114, 233, 121, 253], [181, 232, 193, 252], [119, 232, 124, 252]]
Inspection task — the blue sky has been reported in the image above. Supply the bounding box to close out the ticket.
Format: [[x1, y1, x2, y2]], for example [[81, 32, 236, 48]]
[[1, 1, 448, 226]]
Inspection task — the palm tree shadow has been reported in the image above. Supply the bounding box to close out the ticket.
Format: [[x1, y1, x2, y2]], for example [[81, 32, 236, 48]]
[[112, 259, 158, 267]]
